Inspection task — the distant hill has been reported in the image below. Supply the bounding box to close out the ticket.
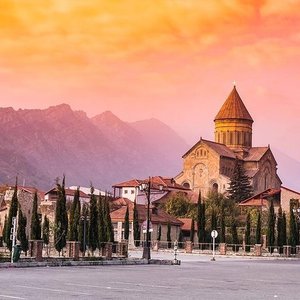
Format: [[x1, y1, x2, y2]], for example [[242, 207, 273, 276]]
[[0, 105, 189, 190]]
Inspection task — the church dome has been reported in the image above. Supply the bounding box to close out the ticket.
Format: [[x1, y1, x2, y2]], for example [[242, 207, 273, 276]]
[[214, 86, 253, 122]]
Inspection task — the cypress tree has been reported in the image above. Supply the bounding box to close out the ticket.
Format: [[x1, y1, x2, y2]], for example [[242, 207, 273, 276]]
[[282, 212, 287, 246], [104, 194, 114, 242], [54, 176, 68, 254], [211, 208, 217, 232], [231, 220, 239, 252], [227, 158, 253, 202], [190, 218, 195, 243], [197, 191, 206, 244], [289, 204, 297, 252], [6, 181, 19, 251], [68, 187, 81, 241], [17, 207, 28, 255], [157, 224, 161, 241], [124, 206, 130, 240], [277, 206, 284, 254], [79, 204, 88, 253], [88, 186, 98, 253], [3, 215, 8, 246], [245, 212, 251, 252], [255, 211, 261, 244], [98, 196, 106, 248], [178, 229, 183, 249], [133, 201, 140, 246], [219, 204, 225, 243], [31, 191, 41, 240], [167, 222, 171, 248], [267, 200, 276, 253], [42, 215, 50, 245]]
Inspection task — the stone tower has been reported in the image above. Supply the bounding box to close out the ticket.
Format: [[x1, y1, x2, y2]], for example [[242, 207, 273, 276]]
[[214, 86, 253, 155]]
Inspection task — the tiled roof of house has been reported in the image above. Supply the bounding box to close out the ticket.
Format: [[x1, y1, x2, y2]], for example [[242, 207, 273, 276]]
[[214, 86, 253, 122], [112, 179, 141, 188], [244, 147, 269, 161], [45, 187, 89, 198], [178, 218, 198, 231], [239, 188, 281, 207], [110, 204, 183, 226], [182, 138, 236, 159]]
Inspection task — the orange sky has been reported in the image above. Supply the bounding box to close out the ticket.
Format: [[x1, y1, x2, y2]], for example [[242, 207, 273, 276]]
[[1, 0, 300, 160]]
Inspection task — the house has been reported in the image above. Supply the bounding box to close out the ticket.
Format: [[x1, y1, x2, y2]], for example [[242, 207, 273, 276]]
[[110, 197, 183, 245], [178, 218, 198, 243]]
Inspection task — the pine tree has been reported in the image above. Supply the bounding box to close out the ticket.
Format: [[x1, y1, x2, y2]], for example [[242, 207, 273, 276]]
[[68, 187, 81, 241], [190, 219, 195, 243], [17, 207, 28, 255], [289, 204, 297, 252], [42, 215, 50, 245], [267, 200, 276, 253], [88, 186, 98, 253], [133, 201, 140, 246], [54, 176, 68, 254], [245, 212, 251, 252], [255, 211, 261, 244], [277, 206, 284, 254], [157, 224, 161, 241], [124, 206, 130, 240], [6, 181, 19, 251], [167, 222, 171, 248], [79, 204, 88, 253], [98, 196, 106, 248], [227, 159, 253, 202], [31, 191, 41, 240], [197, 191, 206, 244]]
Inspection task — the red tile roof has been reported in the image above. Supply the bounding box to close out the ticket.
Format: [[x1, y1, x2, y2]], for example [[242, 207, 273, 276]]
[[214, 86, 253, 122], [239, 188, 281, 207], [112, 179, 141, 188], [45, 187, 89, 198], [178, 218, 198, 231]]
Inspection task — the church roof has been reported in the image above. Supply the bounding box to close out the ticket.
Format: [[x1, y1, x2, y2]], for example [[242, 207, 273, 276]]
[[182, 138, 236, 159], [244, 147, 269, 161], [214, 86, 253, 122]]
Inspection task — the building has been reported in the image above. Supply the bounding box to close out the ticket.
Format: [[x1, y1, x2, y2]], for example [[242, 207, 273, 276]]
[[175, 86, 282, 197]]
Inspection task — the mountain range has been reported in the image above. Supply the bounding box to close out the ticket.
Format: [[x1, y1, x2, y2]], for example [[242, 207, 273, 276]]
[[0, 104, 298, 192], [0, 104, 188, 191]]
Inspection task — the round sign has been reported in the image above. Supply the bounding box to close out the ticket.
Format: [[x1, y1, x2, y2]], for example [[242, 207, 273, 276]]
[[211, 230, 218, 238]]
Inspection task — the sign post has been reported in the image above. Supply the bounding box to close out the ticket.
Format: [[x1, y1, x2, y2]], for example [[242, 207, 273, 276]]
[[211, 230, 218, 261]]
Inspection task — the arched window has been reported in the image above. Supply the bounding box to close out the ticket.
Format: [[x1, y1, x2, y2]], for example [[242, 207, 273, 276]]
[[183, 182, 190, 189], [212, 183, 218, 193]]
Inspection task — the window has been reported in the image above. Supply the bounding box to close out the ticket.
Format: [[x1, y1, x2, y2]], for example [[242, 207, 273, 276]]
[[131, 190, 135, 194], [124, 190, 128, 194]]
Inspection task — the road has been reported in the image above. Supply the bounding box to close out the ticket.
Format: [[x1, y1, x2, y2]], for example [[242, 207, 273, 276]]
[[0, 252, 300, 299]]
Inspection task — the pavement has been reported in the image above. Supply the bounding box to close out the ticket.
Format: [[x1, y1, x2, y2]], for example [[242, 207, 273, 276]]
[[0, 251, 300, 299]]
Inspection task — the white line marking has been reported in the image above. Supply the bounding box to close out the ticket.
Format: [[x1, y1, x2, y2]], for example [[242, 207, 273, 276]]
[[0, 295, 26, 300], [15, 285, 91, 296], [65, 283, 144, 292], [111, 281, 180, 289]]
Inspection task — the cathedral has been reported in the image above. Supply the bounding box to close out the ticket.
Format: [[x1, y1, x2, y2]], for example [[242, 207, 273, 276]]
[[175, 86, 282, 197]]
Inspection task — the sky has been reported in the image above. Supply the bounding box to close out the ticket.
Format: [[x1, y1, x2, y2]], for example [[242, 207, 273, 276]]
[[1, 0, 300, 162]]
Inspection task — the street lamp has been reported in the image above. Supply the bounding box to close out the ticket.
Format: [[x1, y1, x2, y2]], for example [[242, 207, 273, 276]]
[[139, 177, 163, 260]]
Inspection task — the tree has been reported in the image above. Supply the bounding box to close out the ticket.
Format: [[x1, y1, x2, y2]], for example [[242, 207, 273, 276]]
[[210, 208, 217, 232], [227, 158, 253, 202], [289, 204, 298, 252], [190, 219, 195, 243], [124, 206, 130, 240], [42, 215, 50, 245], [98, 196, 106, 248], [79, 204, 88, 253], [245, 212, 251, 252], [282, 212, 287, 246], [267, 200, 276, 253], [17, 207, 28, 255], [178, 229, 183, 249], [167, 222, 171, 248], [68, 187, 81, 241], [255, 211, 261, 244], [2, 215, 8, 245], [133, 201, 140, 246], [231, 220, 239, 252], [54, 176, 68, 254], [103, 194, 114, 242], [6, 181, 19, 251], [88, 186, 98, 254], [164, 192, 193, 218], [219, 204, 225, 243], [31, 191, 41, 240], [197, 192, 206, 244], [157, 224, 161, 241], [277, 206, 284, 254]]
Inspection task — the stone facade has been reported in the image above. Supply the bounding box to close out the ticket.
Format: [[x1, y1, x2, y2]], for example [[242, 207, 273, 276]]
[[175, 86, 281, 197]]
